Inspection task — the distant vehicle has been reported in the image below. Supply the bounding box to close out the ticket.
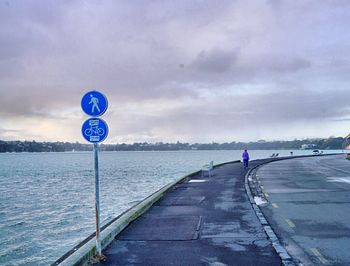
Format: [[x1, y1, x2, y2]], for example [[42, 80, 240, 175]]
[[313, 149, 320, 155]]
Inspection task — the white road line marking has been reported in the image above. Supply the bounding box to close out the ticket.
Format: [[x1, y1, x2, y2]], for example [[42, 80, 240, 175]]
[[285, 219, 296, 228], [310, 248, 329, 265]]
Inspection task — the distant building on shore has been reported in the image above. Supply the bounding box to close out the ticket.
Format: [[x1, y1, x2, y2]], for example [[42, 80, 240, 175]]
[[300, 144, 317, 150]]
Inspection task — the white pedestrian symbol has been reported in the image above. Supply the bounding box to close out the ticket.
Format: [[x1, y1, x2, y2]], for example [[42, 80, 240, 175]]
[[89, 94, 101, 113]]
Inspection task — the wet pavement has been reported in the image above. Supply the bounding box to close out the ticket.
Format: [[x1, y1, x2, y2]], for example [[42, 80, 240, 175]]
[[254, 154, 350, 266], [95, 161, 281, 265]]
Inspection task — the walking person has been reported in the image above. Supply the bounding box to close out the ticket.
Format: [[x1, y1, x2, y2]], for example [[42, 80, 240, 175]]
[[242, 149, 250, 169]]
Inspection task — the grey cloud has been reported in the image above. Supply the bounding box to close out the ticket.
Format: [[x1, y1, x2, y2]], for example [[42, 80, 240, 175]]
[[0, 126, 23, 141], [0, 84, 83, 117], [108, 88, 350, 142], [0, 127, 20, 134], [332, 118, 350, 122], [191, 48, 238, 73], [268, 58, 312, 72], [1, 1, 350, 141], [0, 1, 66, 59]]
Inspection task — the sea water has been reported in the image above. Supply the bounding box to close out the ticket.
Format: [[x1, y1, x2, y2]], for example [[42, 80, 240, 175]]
[[0, 150, 343, 265]]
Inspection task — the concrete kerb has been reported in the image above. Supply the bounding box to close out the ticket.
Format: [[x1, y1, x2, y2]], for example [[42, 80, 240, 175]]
[[245, 159, 296, 266], [52, 160, 240, 266]]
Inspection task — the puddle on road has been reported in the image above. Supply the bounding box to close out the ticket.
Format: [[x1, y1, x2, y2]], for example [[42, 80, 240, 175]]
[[254, 196, 268, 206], [189, 179, 207, 183]]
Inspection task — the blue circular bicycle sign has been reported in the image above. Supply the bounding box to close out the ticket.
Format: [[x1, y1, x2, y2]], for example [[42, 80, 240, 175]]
[[82, 118, 109, 143], [81, 90, 108, 117]]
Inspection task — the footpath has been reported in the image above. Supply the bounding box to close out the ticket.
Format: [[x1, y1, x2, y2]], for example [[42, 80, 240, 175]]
[[95, 160, 282, 265]]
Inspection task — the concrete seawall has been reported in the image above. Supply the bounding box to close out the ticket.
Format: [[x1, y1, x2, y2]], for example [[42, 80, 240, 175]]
[[52, 160, 240, 266]]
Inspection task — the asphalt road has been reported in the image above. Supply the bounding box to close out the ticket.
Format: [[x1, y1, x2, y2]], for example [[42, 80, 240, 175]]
[[256, 154, 350, 266], [95, 161, 281, 265]]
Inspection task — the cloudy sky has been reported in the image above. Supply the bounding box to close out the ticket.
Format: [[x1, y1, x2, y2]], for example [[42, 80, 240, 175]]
[[1, 0, 350, 143]]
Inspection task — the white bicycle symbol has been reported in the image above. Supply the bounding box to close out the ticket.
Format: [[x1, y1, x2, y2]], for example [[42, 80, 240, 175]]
[[84, 126, 105, 136]]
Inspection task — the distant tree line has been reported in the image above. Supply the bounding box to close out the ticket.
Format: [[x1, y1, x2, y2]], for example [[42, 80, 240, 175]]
[[0, 141, 92, 153], [0, 137, 345, 153]]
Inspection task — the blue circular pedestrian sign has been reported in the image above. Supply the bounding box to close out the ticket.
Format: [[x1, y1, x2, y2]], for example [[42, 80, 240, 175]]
[[81, 90, 108, 117], [82, 118, 109, 143]]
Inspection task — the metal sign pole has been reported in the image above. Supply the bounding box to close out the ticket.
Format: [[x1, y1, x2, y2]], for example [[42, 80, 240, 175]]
[[81, 90, 108, 260], [94, 143, 102, 256]]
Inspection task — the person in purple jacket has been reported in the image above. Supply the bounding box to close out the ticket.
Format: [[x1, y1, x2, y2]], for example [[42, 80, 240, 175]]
[[242, 149, 250, 169]]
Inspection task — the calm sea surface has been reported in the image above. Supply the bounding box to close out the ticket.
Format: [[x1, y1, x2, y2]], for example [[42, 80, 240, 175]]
[[0, 150, 343, 265]]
